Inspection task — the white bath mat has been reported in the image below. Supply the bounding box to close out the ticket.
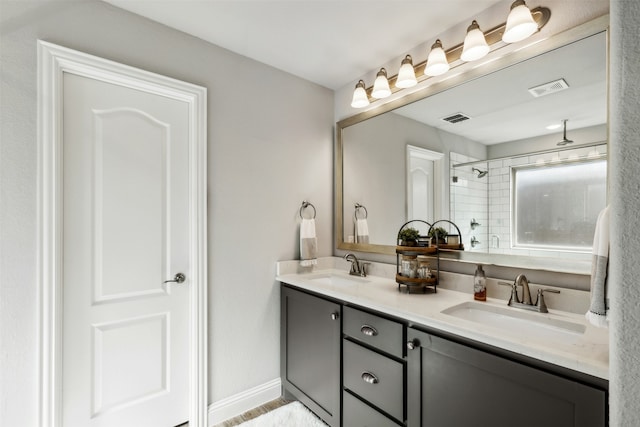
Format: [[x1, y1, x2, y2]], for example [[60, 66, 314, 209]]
[[239, 401, 326, 426]]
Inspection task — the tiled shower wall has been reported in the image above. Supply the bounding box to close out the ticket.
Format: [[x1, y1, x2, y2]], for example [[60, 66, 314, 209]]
[[450, 152, 487, 252], [451, 143, 607, 259]]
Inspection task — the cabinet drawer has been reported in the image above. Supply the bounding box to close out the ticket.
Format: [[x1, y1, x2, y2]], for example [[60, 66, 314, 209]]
[[343, 339, 404, 422], [343, 391, 401, 427], [343, 306, 404, 358]]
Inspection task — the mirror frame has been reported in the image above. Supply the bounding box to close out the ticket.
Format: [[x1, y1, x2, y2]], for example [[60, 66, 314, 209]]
[[335, 15, 609, 270]]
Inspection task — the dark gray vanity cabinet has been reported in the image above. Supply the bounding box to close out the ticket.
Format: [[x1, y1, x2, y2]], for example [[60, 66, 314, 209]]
[[406, 327, 607, 427], [280, 286, 341, 427], [281, 283, 607, 427], [342, 306, 406, 426]]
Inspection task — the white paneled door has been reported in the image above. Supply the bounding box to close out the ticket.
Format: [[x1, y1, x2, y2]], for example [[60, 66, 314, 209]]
[[61, 73, 190, 427]]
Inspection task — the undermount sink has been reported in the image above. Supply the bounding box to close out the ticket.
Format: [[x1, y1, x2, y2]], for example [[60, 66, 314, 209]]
[[441, 301, 585, 342], [306, 273, 370, 286]]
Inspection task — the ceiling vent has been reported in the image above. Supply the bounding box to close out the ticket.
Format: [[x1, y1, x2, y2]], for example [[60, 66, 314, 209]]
[[441, 113, 471, 124], [528, 78, 569, 98]]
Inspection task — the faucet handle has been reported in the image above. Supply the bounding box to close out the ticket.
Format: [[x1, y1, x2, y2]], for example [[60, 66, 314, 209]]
[[536, 288, 560, 313], [360, 262, 370, 277], [498, 281, 520, 304]]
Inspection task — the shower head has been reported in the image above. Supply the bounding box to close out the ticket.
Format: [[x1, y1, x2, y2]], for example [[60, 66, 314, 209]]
[[472, 167, 488, 178], [557, 119, 574, 146]]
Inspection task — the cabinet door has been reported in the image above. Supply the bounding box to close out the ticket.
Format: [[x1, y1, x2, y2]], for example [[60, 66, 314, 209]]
[[407, 327, 606, 427], [281, 286, 341, 427]]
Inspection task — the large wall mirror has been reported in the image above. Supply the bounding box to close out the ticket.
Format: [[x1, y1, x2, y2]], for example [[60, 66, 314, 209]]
[[336, 16, 608, 275]]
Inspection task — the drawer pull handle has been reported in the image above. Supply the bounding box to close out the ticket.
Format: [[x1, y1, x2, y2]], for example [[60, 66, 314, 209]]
[[360, 325, 378, 336], [361, 372, 379, 385], [330, 312, 339, 320]]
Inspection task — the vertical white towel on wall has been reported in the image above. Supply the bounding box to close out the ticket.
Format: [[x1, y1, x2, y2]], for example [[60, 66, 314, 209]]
[[586, 205, 609, 328], [300, 218, 317, 266], [355, 218, 369, 244]]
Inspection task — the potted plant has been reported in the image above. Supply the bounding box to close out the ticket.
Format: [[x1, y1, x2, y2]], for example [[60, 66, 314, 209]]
[[398, 227, 420, 246], [428, 226, 449, 245]]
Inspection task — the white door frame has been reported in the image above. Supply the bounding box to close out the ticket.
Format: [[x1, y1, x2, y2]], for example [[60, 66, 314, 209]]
[[37, 41, 208, 427]]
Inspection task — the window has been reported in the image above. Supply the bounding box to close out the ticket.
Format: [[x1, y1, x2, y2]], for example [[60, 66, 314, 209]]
[[513, 159, 607, 251]]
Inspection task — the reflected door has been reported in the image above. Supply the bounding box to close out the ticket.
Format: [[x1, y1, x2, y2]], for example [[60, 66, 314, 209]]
[[407, 145, 443, 224], [62, 72, 190, 427], [409, 161, 434, 222]]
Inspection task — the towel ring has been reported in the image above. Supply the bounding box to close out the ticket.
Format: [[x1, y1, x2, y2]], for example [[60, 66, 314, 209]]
[[300, 201, 316, 219], [354, 203, 368, 220]]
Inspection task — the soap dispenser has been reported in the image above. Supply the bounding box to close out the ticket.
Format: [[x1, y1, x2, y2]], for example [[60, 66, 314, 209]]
[[474, 264, 487, 301]]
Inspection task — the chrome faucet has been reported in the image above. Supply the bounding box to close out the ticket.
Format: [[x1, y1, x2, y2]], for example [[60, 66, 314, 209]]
[[344, 253, 369, 277], [500, 274, 560, 313], [516, 274, 533, 305]]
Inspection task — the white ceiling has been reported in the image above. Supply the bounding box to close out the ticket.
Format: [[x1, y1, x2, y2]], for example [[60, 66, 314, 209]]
[[102, 0, 606, 145], [102, 0, 503, 90], [394, 31, 607, 145]]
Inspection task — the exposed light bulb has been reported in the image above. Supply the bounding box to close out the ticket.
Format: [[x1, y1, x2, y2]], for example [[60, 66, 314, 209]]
[[502, 0, 538, 44], [371, 68, 391, 99], [425, 39, 449, 77], [350, 80, 369, 108], [396, 55, 417, 88], [461, 21, 490, 62]]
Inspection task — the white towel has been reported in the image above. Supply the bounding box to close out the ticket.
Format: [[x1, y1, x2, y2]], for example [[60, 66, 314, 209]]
[[586, 205, 609, 328], [355, 218, 369, 244], [300, 218, 317, 267]]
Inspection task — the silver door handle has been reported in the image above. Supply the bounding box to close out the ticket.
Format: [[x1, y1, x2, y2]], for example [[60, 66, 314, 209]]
[[164, 273, 186, 284]]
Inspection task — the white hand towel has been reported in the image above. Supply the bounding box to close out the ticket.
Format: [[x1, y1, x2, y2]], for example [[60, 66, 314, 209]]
[[300, 218, 317, 267], [355, 218, 370, 244], [586, 205, 609, 328]]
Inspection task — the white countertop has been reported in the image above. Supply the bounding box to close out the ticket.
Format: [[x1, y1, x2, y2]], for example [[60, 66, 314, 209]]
[[276, 260, 609, 381]]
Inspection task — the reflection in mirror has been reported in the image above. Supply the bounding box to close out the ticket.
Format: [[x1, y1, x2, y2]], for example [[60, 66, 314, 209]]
[[451, 143, 607, 260], [337, 19, 608, 274], [407, 146, 443, 226]]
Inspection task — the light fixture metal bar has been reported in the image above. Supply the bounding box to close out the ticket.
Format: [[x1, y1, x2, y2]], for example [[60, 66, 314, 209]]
[[364, 6, 551, 100]]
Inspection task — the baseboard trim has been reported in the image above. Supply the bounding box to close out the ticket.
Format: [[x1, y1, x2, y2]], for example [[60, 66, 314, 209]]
[[208, 378, 282, 426]]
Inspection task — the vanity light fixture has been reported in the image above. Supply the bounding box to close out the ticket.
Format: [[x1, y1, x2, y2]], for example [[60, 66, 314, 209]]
[[502, 0, 538, 44], [425, 39, 450, 77], [372, 68, 392, 98], [349, 3, 550, 109], [461, 20, 490, 62], [396, 55, 418, 88], [350, 80, 370, 108]]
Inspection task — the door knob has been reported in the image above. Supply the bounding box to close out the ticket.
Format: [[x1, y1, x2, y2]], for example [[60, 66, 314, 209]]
[[164, 273, 186, 284]]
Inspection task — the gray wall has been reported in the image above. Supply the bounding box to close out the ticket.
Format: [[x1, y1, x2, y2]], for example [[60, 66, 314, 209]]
[[610, 1, 640, 426], [343, 112, 485, 246], [0, 1, 333, 424]]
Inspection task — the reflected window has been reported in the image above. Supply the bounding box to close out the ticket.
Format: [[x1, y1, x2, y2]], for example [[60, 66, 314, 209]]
[[513, 160, 607, 251]]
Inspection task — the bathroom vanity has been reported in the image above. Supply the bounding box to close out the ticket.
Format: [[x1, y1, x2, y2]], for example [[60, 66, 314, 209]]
[[278, 259, 608, 427]]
